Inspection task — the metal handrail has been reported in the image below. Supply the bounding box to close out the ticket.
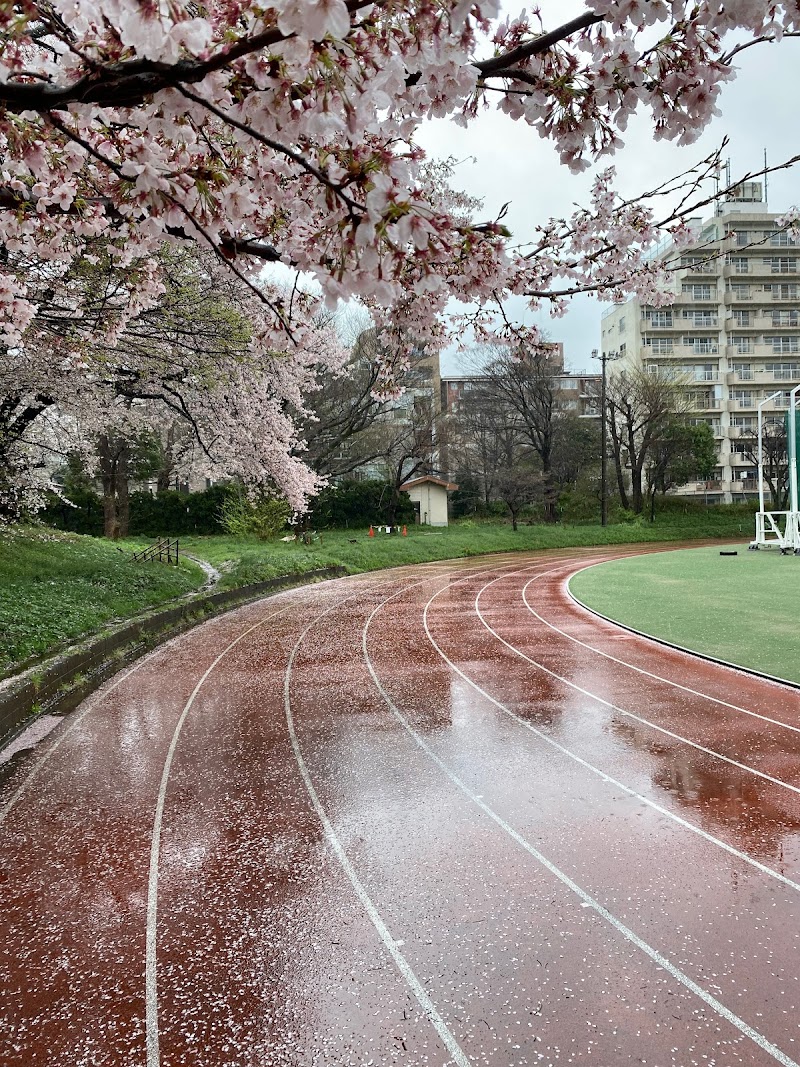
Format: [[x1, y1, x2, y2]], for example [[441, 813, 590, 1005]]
[[131, 538, 180, 566]]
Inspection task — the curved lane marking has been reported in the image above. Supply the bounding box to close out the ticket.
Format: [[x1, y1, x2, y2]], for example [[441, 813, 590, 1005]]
[[145, 602, 295, 1067], [284, 588, 474, 1067], [514, 562, 800, 735], [145, 562, 505, 1067], [395, 571, 800, 894], [471, 571, 800, 798], [361, 586, 800, 1067]]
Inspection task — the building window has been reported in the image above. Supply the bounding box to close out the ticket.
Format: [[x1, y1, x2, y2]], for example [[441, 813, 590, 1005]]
[[681, 336, 718, 354], [691, 364, 716, 381], [770, 231, 797, 246], [767, 257, 798, 273], [645, 337, 673, 353], [681, 255, 715, 271], [730, 335, 753, 354], [732, 363, 753, 380], [765, 361, 800, 379], [618, 317, 625, 332], [766, 283, 800, 300], [771, 310, 800, 326], [682, 283, 714, 299], [646, 310, 673, 327], [766, 336, 800, 354], [731, 310, 752, 326], [728, 283, 751, 298], [682, 309, 716, 326], [729, 257, 749, 274]]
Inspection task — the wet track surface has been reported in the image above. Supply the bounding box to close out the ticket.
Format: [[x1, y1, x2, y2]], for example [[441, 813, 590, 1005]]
[[2, 545, 800, 1067]]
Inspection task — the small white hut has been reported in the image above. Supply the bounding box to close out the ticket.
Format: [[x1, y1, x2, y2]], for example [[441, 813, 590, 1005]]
[[400, 476, 459, 527]]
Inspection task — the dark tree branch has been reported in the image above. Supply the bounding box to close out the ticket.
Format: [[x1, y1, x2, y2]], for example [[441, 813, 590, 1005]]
[[0, 0, 375, 109], [475, 12, 603, 77]]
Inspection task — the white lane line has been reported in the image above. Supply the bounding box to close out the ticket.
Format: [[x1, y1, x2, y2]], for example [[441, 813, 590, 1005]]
[[361, 592, 800, 1067], [0, 580, 354, 829], [471, 573, 800, 799], [284, 588, 474, 1067], [413, 575, 800, 894], [145, 563, 493, 1067], [512, 564, 800, 735], [145, 603, 294, 1067]]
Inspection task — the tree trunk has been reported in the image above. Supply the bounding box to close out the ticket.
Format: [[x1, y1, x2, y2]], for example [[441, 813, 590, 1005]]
[[156, 424, 176, 492], [98, 434, 131, 539], [608, 414, 629, 510]]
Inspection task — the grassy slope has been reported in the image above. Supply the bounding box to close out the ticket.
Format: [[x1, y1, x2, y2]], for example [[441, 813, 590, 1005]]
[[182, 510, 752, 591], [569, 544, 800, 684], [0, 527, 205, 674]]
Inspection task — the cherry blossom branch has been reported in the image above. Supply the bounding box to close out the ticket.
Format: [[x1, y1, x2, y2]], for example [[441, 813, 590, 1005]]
[[175, 85, 361, 216], [475, 12, 603, 77], [0, 0, 377, 109]]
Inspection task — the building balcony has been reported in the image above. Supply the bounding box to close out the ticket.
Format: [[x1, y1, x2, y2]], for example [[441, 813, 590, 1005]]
[[723, 290, 762, 304], [685, 396, 722, 410], [643, 344, 721, 360], [725, 314, 800, 330], [676, 263, 720, 278], [724, 262, 800, 279], [726, 368, 800, 384], [641, 318, 720, 331], [725, 344, 800, 359]]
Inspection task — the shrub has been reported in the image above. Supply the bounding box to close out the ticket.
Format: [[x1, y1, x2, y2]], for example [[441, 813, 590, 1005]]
[[311, 480, 415, 528], [219, 488, 290, 540]]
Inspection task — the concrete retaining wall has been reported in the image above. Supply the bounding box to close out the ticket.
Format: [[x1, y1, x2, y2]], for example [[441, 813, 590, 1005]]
[[0, 567, 346, 750]]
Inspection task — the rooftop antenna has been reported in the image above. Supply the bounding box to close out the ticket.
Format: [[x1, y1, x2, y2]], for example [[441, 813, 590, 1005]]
[[714, 160, 721, 215], [764, 147, 769, 206]]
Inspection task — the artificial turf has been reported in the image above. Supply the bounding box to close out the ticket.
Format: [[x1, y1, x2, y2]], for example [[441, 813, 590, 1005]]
[[569, 544, 800, 685]]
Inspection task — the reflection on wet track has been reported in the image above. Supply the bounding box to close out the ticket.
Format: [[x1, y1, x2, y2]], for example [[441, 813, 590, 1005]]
[[2, 545, 800, 1067]]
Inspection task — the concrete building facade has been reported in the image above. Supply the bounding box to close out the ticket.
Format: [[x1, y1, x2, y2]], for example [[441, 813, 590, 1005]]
[[601, 181, 799, 503]]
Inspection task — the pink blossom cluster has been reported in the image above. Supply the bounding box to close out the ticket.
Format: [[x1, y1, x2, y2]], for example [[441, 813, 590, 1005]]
[[1, 1, 798, 507]]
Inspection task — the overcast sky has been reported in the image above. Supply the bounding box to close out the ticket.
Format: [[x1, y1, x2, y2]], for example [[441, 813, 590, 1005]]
[[418, 0, 800, 376]]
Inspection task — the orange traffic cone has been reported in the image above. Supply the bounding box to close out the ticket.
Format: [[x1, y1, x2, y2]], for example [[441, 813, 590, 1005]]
[[368, 525, 375, 537], [402, 525, 407, 536]]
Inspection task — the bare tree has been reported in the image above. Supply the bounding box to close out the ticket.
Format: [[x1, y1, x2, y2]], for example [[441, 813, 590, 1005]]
[[606, 369, 689, 515], [446, 379, 520, 507], [738, 418, 789, 509], [481, 344, 567, 522], [299, 326, 441, 481]]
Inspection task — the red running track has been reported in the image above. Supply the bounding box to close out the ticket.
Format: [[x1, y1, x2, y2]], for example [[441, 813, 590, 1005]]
[[2, 545, 800, 1067]]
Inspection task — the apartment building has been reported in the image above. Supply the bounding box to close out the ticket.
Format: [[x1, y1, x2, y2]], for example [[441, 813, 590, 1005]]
[[441, 369, 600, 419], [600, 181, 799, 502], [441, 344, 600, 418]]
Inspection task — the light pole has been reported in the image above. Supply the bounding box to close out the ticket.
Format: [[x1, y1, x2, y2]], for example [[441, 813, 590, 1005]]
[[593, 348, 620, 527]]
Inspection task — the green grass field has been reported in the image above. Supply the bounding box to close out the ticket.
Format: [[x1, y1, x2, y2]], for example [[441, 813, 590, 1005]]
[[569, 544, 800, 684], [183, 512, 753, 591], [0, 526, 205, 674]]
